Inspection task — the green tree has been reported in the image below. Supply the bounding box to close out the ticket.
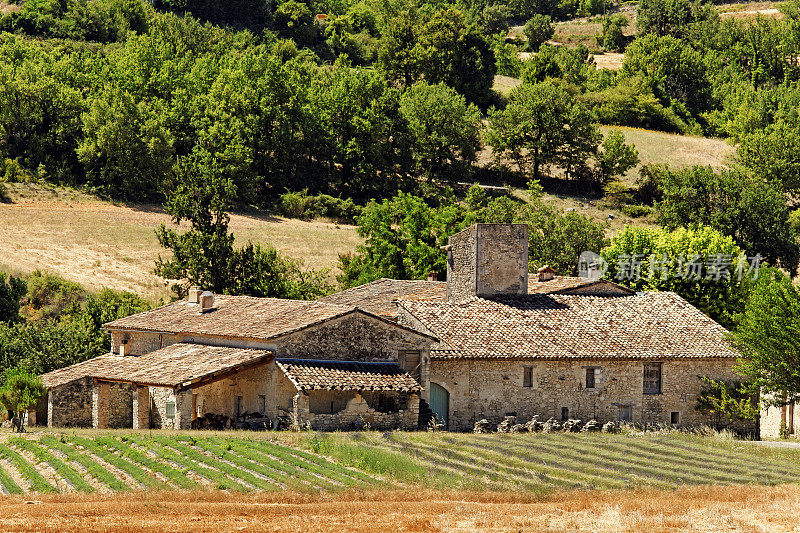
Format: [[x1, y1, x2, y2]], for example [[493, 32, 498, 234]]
[[733, 271, 800, 411], [77, 88, 174, 200], [636, 0, 710, 37], [487, 80, 600, 180], [0, 273, 26, 324], [273, 0, 317, 46], [656, 166, 799, 274], [0, 368, 46, 432], [524, 14, 554, 49], [622, 33, 711, 118], [399, 82, 481, 182], [598, 14, 627, 51], [597, 130, 639, 183], [601, 225, 753, 329], [738, 120, 800, 194], [695, 376, 759, 429]]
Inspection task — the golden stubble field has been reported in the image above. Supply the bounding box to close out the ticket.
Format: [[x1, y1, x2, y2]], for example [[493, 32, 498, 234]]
[[0, 485, 798, 532], [0, 185, 361, 301]]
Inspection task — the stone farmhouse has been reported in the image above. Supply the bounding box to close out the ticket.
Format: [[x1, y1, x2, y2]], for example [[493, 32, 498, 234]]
[[40, 223, 746, 432]]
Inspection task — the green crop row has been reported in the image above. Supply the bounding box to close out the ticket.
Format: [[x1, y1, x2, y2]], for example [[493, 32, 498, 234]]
[[0, 442, 57, 493]]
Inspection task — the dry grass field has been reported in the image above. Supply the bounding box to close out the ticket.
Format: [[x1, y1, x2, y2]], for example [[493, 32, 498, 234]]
[[0, 184, 361, 301], [0, 484, 798, 532]]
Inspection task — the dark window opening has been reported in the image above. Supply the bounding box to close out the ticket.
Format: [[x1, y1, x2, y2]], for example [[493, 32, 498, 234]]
[[643, 363, 662, 395], [258, 395, 266, 415], [618, 405, 632, 422], [523, 367, 533, 388], [671, 411, 680, 424], [586, 368, 596, 389], [561, 407, 569, 421]]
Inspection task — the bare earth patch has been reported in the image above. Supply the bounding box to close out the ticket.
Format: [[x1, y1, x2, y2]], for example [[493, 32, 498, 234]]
[[0, 185, 361, 301], [0, 485, 798, 532], [593, 52, 624, 70]]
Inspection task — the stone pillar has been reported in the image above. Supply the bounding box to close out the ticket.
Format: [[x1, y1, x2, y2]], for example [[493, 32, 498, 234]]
[[25, 409, 36, 427], [174, 389, 194, 430], [132, 386, 150, 429], [406, 393, 420, 430], [292, 391, 310, 430], [47, 390, 54, 428], [92, 380, 110, 429]]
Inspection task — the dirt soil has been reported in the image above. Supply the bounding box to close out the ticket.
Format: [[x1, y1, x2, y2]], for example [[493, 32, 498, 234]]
[[0, 185, 361, 301], [0, 484, 798, 532]]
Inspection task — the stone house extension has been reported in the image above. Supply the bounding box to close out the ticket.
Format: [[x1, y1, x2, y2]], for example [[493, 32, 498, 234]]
[[41, 296, 434, 430]]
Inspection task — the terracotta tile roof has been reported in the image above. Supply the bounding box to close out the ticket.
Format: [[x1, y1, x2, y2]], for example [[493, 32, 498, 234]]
[[104, 296, 357, 341], [398, 292, 739, 360], [42, 343, 273, 389], [276, 359, 421, 392], [528, 276, 634, 295], [318, 277, 632, 320], [318, 279, 446, 318]]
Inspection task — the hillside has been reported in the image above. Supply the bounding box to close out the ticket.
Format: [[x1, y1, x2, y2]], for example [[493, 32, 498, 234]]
[[0, 124, 735, 299], [0, 185, 361, 302]]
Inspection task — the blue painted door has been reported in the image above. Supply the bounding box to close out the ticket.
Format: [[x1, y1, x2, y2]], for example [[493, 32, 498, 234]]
[[429, 383, 449, 428]]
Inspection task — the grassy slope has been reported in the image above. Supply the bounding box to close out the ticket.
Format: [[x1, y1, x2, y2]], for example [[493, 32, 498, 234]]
[[0, 430, 798, 495], [0, 184, 361, 302]]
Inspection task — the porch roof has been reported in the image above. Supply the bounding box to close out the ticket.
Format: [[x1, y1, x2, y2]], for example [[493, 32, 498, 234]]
[[42, 343, 274, 389], [276, 359, 422, 393]]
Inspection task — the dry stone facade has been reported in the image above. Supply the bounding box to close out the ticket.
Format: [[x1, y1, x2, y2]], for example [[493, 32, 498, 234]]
[[429, 358, 744, 431]]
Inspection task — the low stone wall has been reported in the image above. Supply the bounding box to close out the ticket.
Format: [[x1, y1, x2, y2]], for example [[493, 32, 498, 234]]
[[298, 391, 419, 431]]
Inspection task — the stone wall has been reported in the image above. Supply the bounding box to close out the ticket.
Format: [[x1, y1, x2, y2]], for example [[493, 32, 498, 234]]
[[299, 391, 419, 431], [446, 224, 528, 303], [446, 224, 477, 303], [474, 224, 528, 298], [48, 378, 93, 428], [430, 357, 750, 431], [761, 401, 800, 439], [192, 363, 273, 419]]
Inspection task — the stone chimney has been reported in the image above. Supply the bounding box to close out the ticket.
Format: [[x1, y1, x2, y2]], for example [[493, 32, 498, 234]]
[[188, 286, 202, 304], [199, 291, 216, 313], [537, 265, 555, 282], [445, 223, 529, 303]]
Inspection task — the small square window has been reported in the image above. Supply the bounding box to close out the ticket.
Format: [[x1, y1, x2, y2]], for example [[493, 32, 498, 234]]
[[671, 411, 680, 425], [561, 407, 569, 421], [586, 368, 596, 389], [165, 401, 176, 419], [523, 367, 533, 388]]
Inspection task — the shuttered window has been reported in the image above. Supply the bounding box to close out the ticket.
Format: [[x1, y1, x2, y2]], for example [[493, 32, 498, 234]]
[[585, 368, 596, 389], [643, 363, 662, 395], [523, 367, 533, 388]]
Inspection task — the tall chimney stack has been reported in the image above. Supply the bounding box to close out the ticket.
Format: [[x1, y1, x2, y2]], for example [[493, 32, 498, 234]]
[[445, 224, 529, 303]]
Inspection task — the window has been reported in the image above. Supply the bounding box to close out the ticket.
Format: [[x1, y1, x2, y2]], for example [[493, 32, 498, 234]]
[[165, 401, 176, 419], [618, 405, 632, 422], [671, 411, 680, 425], [585, 368, 596, 389], [561, 407, 569, 421], [523, 367, 533, 388], [258, 395, 266, 415], [643, 363, 662, 395]]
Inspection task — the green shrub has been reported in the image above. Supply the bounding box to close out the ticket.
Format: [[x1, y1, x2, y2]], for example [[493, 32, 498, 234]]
[[621, 204, 651, 218], [279, 190, 363, 223]]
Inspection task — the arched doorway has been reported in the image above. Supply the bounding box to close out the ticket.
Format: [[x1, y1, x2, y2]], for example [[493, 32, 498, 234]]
[[429, 383, 449, 428]]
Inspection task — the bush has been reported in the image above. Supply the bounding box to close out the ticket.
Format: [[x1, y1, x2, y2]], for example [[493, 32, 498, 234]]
[[621, 204, 651, 218], [279, 190, 363, 224], [598, 14, 627, 51]]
